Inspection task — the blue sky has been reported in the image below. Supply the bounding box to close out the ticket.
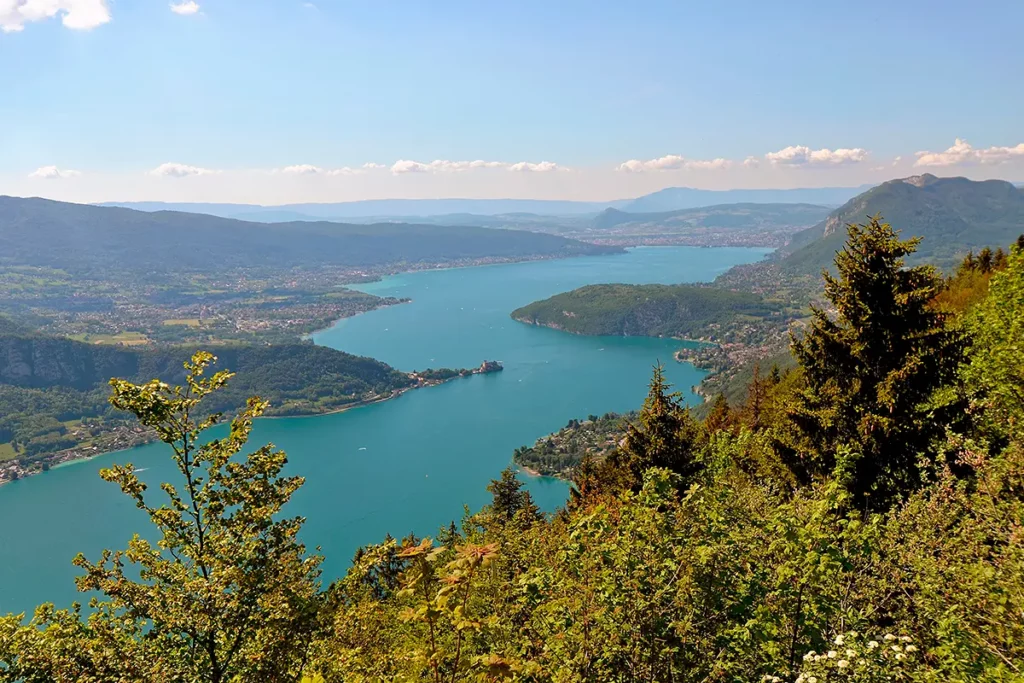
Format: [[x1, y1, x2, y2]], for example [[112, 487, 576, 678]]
[[2, 0, 1022, 203]]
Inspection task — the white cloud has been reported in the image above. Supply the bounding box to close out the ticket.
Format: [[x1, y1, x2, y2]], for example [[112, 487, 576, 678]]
[[281, 164, 324, 175], [279, 163, 387, 176], [508, 161, 564, 172], [149, 162, 218, 177], [28, 165, 81, 179], [764, 145, 868, 166], [1, 0, 110, 32], [390, 159, 564, 174], [616, 154, 731, 172], [893, 156, 903, 166], [742, 156, 761, 169], [914, 138, 1024, 167], [169, 1, 199, 15]]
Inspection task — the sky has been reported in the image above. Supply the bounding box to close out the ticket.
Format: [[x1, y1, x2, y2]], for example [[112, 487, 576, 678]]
[[1, 0, 1023, 205]]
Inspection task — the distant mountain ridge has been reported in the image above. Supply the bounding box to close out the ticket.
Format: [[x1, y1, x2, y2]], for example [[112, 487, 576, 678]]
[[99, 198, 628, 220], [620, 185, 872, 213], [0, 196, 620, 275], [97, 185, 873, 221], [779, 174, 1024, 274], [591, 203, 831, 230]]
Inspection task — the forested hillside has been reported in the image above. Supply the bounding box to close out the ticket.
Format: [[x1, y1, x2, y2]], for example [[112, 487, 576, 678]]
[[4, 218, 1023, 681], [0, 334, 414, 473], [779, 174, 1024, 274], [0, 196, 620, 275], [511, 283, 781, 340]]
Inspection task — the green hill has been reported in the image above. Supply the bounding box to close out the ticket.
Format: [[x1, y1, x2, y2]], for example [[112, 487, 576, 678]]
[[779, 175, 1024, 274], [0, 196, 621, 276], [0, 334, 415, 465], [511, 283, 781, 339]]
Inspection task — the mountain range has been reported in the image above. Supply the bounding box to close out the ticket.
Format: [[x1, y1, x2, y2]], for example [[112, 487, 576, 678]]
[[0, 197, 619, 275], [98, 185, 871, 222], [591, 203, 831, 231]]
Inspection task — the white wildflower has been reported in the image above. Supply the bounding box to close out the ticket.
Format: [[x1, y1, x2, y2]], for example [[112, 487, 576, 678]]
[[807, 677, 818, 683], [838, 659, 849, 669], [905, 645, 918, 653], [846, 649, 856, 658], [834, 634, 845, 645], [804, 651, 815, 661], [867, 641, 879, 650], [892, 645, 902, 653], [827, 650, 837, 659], [884, 634, 896, 641], [900, 635, 912, 643], [896, 653, 906, 661]]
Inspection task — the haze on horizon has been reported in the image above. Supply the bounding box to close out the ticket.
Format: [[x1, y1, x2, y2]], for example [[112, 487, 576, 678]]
[[3, 0, 1023, 205]]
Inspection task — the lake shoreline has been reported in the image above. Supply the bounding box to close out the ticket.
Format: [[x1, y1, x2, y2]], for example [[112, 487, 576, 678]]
[[0, 366, 498, 486]]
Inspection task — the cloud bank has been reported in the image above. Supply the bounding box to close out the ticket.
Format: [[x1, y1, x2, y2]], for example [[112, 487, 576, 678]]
[[1, 0, 110, 32], [915, 138, 1024, 167], [390, 159, 565, 174], [764, 145, 868, 166], [150, 162, 219, 177], [617, 155, 731, 172]]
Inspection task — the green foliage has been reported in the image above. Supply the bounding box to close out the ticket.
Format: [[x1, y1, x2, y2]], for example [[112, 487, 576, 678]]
[[786, 217, 964, 508], [0, 352, 322, 682], [964, 243, 1024, 442], [512, 282, 780, 339]]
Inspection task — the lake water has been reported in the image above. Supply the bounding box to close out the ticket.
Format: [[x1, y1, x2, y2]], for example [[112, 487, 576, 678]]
[[0, 246, 770, 616]]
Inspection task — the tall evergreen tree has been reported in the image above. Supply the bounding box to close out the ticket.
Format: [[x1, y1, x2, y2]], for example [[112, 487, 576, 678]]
[[486, 467, 540, 523], [619, 365, 704, 484], [575, 366, 705, 500], [786, 217, 964, 508], [704, 393, 732, 434]]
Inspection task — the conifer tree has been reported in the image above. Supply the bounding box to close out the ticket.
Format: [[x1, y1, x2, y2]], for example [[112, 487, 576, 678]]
[[978, 246, 994, 273], [787, 217, 964, 508], [486, 467, 540, 523], [993, 247, 1008, 271], [704, 393, 732, 434]]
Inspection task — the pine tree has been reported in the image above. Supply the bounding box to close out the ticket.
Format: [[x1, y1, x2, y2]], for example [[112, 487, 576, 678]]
[[704, 393, 732, 434], [786, 217, 964, 508], [486, 467, 539, 523], [978, 246, 994, 273], [993, 247, 1008, 271]]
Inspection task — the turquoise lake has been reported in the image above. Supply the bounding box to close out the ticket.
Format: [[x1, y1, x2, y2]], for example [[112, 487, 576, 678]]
[[0, 246, 770, 616]]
